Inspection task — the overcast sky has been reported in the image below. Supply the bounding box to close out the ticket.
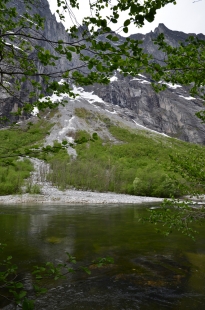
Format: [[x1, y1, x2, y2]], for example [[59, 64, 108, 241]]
[[48, 0, 205, 35]]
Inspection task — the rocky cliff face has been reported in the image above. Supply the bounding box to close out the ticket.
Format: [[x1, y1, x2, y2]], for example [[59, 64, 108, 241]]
[[86, 72, 205, 144], [87, 24, 205, 144], [1, 1, 205, 144]]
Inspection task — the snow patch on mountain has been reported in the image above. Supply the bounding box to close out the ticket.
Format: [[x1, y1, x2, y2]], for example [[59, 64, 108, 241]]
[[39, 83, 109, 107], [131, 78, 151, 84], [72, 86, 107, 104], [105, 109, 117, 114], [133, 120, 170, 137], [138, 74, 146, 78], [5, 42, 23, 51], [179, 95, 195, 100], [131, 74, 151, 84], [159, 81, 182, 89], [110, 75, 118, 82], [31, 107, 39, 116], [140, 80, 151, 84], [39, 93, 65, 103]]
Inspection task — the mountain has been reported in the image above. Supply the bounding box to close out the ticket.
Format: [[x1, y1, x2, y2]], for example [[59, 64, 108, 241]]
[[1, 0, 205, 145], [83, 24, 205, 144]]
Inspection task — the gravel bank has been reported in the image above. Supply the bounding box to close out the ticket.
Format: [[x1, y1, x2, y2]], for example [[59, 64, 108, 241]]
[[0, 187, 163, 205]]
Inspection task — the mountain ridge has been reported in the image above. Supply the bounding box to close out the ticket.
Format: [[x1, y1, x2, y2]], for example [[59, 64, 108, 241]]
[[1, 0, 205, 144]]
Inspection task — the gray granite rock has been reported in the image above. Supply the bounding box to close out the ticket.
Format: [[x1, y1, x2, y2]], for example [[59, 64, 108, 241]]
[[1, 1, 205, 144]]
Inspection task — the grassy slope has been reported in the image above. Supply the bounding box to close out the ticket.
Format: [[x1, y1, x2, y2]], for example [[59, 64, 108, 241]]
[[48, 112, 205, 197], [0, 120, 52, 195], [1, 110, 205, 198]]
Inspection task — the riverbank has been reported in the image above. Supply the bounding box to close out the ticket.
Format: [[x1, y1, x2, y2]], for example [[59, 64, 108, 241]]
[[1, 158, 203, 206], [0, 186, 164, 205], [0, 158, 163, 205]]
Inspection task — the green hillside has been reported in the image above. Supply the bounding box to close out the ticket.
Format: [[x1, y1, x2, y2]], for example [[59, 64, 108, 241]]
[[0, 120, 52, 195], [47, 120, 205, 198], [1, 114, 205, 198]]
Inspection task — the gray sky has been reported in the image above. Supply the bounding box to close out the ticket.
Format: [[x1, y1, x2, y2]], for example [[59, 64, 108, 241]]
[[48, 0, 205, 35]]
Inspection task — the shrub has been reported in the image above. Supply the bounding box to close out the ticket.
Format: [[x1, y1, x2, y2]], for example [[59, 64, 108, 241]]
[[25, 182, 41, 194], [133, 165, 184, 198], [0, 159, 33, 195]]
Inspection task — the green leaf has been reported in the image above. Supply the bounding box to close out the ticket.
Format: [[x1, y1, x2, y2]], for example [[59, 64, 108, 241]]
[[130, 3, 138, 14], [111, 36, 119, 42], [22, 299, 34, 310], [66, 52, 72, 61], [88, 63, 94, 70], [80, 266, 91, 275], [106, 34, 113, 40], [111, 18, 117, 23], [124, 19, 130, 27], [89, 17, 97, 24], [145, 13, 155, 23], [19, 290, 27, 299], [67, 46, 76, 52], [67, 267, 75, 273], [101, 19, 107, 27], [96, 63, 103, 71], [15, 282, 24, 289]]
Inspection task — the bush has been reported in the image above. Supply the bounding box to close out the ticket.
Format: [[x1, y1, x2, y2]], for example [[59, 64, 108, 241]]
[[133, 165, 183, 198], [0, 159, 33, 195], [25, 182, 41, 194]]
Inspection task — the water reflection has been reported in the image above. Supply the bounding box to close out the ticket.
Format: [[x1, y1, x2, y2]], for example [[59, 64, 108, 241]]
[[0, 204, 205, 309]]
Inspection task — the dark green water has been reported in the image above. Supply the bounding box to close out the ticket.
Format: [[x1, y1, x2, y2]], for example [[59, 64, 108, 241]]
[[0, 204, 205, 309]]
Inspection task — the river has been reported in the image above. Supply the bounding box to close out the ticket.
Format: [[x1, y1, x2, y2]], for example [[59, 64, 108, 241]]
[[0, 203, 205, 309]]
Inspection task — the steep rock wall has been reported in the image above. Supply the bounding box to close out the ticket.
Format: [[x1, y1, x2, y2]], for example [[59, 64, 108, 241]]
[[86, 73, 205, 144], [0, 1, 205, 144]]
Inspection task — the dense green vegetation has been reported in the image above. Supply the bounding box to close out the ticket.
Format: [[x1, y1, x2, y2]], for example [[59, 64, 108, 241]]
[[1, 116, 205, 199], [0, 159, 33, 195], [0, 120, 52, 195], [48, 126, 205, 198]]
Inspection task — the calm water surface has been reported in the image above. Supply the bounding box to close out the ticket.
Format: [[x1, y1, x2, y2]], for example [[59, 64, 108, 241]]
[[0, 203, 205, 309]]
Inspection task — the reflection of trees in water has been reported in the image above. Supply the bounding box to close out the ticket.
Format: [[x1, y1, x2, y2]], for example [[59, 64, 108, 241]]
[[0, 207, 76, 266], [29, 212, 76, 262]]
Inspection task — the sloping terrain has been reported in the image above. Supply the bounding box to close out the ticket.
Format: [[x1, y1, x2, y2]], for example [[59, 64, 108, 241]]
[[21, 85, 204, 199], [1, 88, 205, 199]]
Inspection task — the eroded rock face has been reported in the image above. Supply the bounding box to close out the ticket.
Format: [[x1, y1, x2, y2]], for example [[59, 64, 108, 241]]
[[0, 1, 205, 144], [86, 73, 205, 144], [84, 23, 205, 145]]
